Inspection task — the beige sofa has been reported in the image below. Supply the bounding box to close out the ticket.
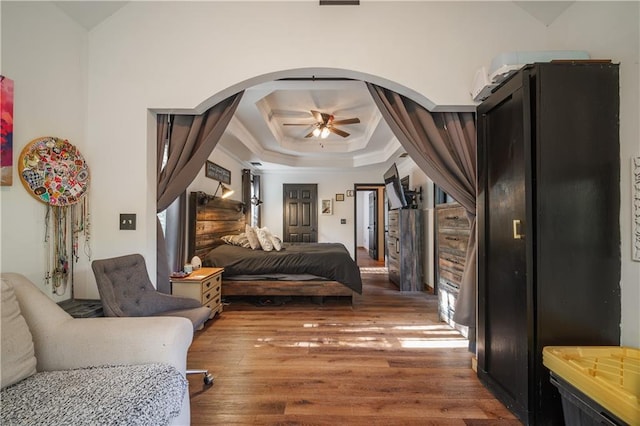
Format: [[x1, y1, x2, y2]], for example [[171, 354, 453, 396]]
[[1, 273, 193, 425]]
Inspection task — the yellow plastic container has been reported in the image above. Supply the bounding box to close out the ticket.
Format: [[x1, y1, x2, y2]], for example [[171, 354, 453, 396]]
[[543, 346, 640, 425]]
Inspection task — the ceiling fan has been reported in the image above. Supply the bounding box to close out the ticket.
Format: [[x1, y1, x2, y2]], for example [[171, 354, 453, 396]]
[[283, 110, 360, 138]]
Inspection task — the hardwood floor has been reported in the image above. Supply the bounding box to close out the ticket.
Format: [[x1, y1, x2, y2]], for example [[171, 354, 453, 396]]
[[187, 248, 520, 425]]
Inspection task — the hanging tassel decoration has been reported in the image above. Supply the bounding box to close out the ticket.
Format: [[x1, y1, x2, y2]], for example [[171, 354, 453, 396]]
[[51, 206, 69, 296]]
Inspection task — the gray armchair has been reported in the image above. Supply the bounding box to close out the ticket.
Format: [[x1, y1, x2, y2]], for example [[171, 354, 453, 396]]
[[91, 253, 214, 384]]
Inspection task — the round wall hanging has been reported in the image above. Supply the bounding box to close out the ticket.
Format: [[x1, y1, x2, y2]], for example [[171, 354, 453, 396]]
[[18, 136, 89, 206]]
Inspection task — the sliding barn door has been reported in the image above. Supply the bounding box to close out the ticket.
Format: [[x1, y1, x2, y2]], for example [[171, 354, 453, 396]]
[[283, 184, 317, 242]]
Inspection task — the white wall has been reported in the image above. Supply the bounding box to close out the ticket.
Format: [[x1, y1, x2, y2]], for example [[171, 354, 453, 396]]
[[0, 2, 89, 301], [259, 166, 385, 259], [2, 1, 638, 346]]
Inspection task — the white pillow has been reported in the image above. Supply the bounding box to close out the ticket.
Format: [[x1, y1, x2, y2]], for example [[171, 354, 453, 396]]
[[1, 278, 37, 389], [245, 225, 261, 250], [256, 227, 274, 252], [270, 234, 283, 251]]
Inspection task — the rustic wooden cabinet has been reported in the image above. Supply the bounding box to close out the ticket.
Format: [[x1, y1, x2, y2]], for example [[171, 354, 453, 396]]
[[477, 63, 621, 425], [171, 267, 224, 317], [435, 203, 469, 329], [387, 208, 423, 291]]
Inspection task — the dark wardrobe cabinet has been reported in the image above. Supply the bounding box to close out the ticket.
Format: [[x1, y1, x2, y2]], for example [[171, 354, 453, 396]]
[[477, 63, 621, 425]]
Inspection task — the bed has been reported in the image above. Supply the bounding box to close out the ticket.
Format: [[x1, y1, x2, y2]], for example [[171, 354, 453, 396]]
[[188, 192, 361, 302]]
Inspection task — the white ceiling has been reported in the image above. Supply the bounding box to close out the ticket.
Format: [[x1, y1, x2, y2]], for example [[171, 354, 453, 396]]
[[222, 79, 401, 170], [53, 1, 575, 171]]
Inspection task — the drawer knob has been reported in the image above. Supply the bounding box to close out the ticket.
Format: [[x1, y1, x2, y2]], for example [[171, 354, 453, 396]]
[[445, 236, 459, 241], [445, 215, 459, 220]]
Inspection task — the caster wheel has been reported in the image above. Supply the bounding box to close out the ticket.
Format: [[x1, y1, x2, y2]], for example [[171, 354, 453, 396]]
[[204, 374, 214, 386]]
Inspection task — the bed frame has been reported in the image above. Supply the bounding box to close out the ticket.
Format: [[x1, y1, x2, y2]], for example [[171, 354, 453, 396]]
[[188, 191, 354, 302]]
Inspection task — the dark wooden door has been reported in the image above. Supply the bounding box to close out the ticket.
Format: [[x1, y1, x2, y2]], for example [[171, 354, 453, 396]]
[[283, 184, 317, 242], [484, 85, 529, 412], [368, 191, 378, 259]]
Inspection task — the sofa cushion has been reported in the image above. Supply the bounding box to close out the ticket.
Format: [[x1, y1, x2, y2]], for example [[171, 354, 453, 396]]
[[1, 278, 37, 389], [1, 363, 187, 426]]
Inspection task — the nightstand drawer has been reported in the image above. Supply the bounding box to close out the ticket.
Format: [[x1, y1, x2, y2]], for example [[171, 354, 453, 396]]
[[171, 267, 224, 317], [202, 284, 220, 304], [202, 273, 221, 294]]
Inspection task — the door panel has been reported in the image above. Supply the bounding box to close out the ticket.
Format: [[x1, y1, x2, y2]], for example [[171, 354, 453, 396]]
[[368, 191, 378, 259], [283, 184, 317, 242], [485, 89, 528, 408]]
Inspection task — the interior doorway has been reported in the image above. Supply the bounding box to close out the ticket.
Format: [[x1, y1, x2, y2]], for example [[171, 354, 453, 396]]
[[353, 184, 386, 267]]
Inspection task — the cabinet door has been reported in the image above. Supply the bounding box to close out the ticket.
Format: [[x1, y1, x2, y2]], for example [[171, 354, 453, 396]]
[[483, 84, 529, 413]]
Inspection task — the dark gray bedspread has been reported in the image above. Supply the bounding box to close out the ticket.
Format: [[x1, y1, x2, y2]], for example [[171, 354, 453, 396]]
[[203, 243, 362, 294]]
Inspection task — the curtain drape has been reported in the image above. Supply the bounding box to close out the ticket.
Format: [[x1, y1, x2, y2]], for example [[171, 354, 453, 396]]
[[155, 92, 244, 292], [367, 83, 477, 328]]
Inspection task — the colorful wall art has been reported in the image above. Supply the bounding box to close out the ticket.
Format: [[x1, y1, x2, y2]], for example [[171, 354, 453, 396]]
[[1, 75, 14, 186], [18, 136, 89, 206]]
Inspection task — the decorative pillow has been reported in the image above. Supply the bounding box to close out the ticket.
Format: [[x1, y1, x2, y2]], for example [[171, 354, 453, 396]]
[[1, 278, 37, 389], [245, 225, 261, 250], [256, 227, 274, 252], [221, 233, 251, 248], [269, 234, 283, 251]]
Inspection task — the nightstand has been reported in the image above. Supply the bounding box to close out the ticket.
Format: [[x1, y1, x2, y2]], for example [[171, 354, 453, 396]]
[[171, 267, 224, 317]]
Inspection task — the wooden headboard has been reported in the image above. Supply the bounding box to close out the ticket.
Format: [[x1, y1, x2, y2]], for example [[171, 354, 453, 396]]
[[188, 191, 246, 260]]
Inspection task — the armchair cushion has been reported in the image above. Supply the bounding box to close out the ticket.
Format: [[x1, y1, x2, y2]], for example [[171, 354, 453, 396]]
[[1, 278, 37, 389], [91, 254, 202, 317], [1, 363, 186, 426]]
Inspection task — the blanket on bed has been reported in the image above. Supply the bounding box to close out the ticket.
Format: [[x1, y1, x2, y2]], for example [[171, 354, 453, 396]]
[[203, 242, 362, 294]]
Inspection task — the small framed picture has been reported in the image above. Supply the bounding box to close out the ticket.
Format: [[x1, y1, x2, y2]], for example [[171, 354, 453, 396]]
[[346, 190, 354, 197], [321, 199, 333, 215], [336, 193, 345, 201]]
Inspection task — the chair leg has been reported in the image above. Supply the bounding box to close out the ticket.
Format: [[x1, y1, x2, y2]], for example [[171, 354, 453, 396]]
[[187, 369, 214, 385]]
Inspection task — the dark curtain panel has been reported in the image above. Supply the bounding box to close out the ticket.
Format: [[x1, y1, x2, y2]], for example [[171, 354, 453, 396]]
[[253, 174, 261, 227], [164, 192, 186, 275], [155, 92, 244, 292], [242, 169, 252, 225], [367, 83, 477, 328]]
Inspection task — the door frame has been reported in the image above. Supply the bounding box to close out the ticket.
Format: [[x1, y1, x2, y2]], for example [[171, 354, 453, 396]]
[[353, 183, 386, 263]]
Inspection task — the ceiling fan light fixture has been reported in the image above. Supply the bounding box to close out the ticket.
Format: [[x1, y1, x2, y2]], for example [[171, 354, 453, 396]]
[[320, 127, 330, 139], [312, 126, 322, 137]]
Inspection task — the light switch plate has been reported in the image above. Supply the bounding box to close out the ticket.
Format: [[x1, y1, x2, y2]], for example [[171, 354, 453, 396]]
[[120, 213, 136, 230]]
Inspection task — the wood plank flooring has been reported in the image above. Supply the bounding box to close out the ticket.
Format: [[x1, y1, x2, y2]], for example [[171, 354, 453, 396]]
[[187, 249, 520, 425]]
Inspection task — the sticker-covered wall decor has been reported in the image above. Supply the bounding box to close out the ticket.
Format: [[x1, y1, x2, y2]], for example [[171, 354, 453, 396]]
[[18, 136, 91, 296], [18, 136, 89, 206]]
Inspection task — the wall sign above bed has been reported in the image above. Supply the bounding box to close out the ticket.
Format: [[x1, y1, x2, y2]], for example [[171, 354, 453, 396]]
[[205, 161, 230, 184]]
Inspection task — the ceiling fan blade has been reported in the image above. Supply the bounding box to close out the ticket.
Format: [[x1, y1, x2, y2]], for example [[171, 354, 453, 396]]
[[311, 110, 324, 122], [329, 127, 350, 138], [331, 118, 360, 125], [304, 131, 315, 138]]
